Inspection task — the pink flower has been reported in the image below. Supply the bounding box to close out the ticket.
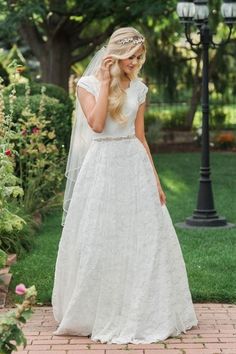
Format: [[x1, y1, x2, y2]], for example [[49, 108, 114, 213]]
[[5, 149, 12, 156], [32, 127, 40, 134], [15, 283, 27, 295], [21, 129, 27, 136]]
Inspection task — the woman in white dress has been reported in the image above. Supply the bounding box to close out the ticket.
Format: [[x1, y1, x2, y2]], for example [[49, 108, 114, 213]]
[[52, 27, 198, 344]]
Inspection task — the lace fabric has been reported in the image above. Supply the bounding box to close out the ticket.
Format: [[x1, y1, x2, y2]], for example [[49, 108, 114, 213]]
[[52, 76, 198, 343]]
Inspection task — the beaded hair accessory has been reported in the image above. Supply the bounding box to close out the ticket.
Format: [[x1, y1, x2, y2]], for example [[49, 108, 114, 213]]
[[117, 36, 145, 45]]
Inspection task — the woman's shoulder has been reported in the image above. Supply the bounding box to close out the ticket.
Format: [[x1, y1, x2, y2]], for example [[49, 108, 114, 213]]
[[133, 77, 148, 91], [77, 75, 98, 86], [132, 78, 148, 105], [77, 75, 98, 95]]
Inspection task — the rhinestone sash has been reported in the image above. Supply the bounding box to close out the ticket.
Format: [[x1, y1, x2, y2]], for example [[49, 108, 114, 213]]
[[93, 133, 136, 142]]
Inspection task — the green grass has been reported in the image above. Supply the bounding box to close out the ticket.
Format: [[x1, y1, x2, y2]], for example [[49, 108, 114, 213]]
[[156, 152, 236, 303], [9, 152, 236, 305], [9, 209, 62, 305]]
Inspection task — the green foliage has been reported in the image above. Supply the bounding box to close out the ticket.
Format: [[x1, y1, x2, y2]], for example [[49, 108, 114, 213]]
[[8, 83, 67, 214], [0, 249, 7, 269], [162, 109, 189, 130], [0, 73, 66, 254], [0, 63, 9, 86], [144, 111, 158, 131], [0, 285, 37, 354], [149, 108, 189, 131], [0, 149, 26, 232], [0, 78, 27, 253], [0, 206, 35, 255], [145, 112, 163, 143], [210, 107, 227, 130], [3, 82, 73, 150], [4, 82, 72, 107]]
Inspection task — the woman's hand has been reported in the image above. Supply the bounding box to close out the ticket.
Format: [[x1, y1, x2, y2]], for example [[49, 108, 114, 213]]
[[157, 184, 166, 205], [100, 56, 114, 82]]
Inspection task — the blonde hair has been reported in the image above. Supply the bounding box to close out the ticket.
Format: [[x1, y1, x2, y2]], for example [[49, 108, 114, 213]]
[[102, 27, 146, 125]]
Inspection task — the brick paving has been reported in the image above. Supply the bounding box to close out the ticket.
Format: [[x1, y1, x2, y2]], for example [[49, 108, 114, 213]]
[[1, 303, 236, 354]]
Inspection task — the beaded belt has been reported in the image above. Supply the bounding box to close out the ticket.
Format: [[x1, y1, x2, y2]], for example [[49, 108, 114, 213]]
[[93, 133, 136, 142]]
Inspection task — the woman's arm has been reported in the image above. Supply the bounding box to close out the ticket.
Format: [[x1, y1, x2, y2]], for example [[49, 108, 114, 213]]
[[135, 102, 166, 205], [77, 56, 114, 133], [78, 81, 109, 133]]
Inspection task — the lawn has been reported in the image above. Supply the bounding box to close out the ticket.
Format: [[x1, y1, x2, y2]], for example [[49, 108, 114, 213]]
[[9, 152, 236, 305]]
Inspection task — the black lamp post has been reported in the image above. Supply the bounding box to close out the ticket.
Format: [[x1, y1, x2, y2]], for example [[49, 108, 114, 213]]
[[176, 0, 236, 227]]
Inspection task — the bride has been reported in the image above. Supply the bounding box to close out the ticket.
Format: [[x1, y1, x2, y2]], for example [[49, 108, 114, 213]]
[[52, 26, 198, 344]]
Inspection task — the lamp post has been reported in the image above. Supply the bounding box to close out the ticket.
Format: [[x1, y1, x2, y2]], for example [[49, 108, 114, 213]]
[[176, 0, 236, 227]]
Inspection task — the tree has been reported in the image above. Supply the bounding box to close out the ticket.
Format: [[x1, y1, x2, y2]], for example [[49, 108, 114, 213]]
[[0, 0, 174, 91], [181, 0, 236, 129], [0, 0, 121, 90]]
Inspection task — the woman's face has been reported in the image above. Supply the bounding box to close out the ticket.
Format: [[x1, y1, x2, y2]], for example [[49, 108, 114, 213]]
[[119, 46, 144, 77]]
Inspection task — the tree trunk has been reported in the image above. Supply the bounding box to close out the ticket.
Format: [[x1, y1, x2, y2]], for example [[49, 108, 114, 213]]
[[185, 49, 219, 130], [40, 33, 72, 92], [185, 52, 201, 130], [19, 15, 121, 92]]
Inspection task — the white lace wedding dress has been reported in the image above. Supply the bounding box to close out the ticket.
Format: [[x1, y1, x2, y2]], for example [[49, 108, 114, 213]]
[[52, 75, 198, 344]]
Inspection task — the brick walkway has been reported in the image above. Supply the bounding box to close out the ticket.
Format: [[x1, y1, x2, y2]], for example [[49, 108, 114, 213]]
[[1, 303, 236, 354]]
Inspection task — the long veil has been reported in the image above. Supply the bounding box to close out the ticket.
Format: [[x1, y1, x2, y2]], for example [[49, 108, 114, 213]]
[[62, 46, 107, 226]]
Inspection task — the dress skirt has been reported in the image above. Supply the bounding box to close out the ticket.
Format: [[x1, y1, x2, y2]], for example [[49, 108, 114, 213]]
[[52, 134, 198, 344]]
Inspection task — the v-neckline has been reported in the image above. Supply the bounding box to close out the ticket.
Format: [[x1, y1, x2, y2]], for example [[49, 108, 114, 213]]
[[121, 77, 132, 90]]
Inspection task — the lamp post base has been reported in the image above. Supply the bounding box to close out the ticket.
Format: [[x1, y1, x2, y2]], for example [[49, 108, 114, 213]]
[[175, 210, 235, 229], [175, 221, 235, 229], [185, 212, 227, 227]]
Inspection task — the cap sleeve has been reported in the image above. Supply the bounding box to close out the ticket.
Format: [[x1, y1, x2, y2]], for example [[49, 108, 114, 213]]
[[77, 76, 96, 96], [137, 80, 148, 105]]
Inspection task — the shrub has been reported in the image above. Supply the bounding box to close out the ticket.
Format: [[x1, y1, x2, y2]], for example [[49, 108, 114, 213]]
[[4, 82, 71, 107], [145, 111, 158, 133], [214, 131, 235, 149], [0, 249, 7, 270], [0, 249, 7, 286], [4, 94, 71, 152], [11, 85, 66, 214], [3, 83, 73, 151], [0, 78, 29, 254], [0, 63, 9, 86], [162, 109, 189, 130], [0, 75, 65, 253], [0, 284, 37, 354], [210, 108, 227, 130], [0, 147, 28, 252], [145, 112, 163, 144]]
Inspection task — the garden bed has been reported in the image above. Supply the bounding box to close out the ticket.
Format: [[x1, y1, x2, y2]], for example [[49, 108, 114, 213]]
[[148, 128, 236, 153], [149, 142, 236, 153]]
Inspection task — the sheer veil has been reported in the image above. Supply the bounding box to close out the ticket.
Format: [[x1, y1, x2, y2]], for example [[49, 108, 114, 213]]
[[62, 46, 107, 226]]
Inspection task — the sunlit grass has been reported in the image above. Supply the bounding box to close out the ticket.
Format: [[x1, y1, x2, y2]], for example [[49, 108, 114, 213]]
[[153, 152, 236, 303], [161, 176, 189, 194]]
